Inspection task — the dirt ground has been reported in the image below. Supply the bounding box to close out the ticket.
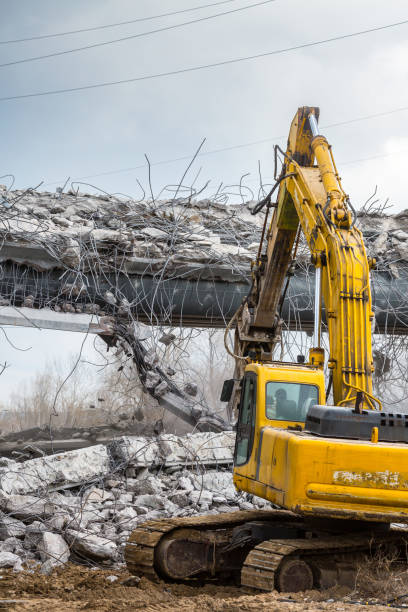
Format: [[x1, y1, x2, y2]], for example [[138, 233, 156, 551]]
[[0, 565, 404, 612]]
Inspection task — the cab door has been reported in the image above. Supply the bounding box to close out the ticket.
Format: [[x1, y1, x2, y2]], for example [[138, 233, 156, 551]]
[[234, 372, 257, 467]]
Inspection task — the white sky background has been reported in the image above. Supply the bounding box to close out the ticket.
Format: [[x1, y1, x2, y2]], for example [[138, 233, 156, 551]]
[[0, 327, 100, 401], [1, 0, 408, 400]]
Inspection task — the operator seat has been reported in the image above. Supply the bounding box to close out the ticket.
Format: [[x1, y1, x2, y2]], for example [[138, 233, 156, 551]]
[[277, 399, 299, 420]]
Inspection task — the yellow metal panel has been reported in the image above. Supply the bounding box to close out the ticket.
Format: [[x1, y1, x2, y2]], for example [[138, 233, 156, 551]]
[[297, 167, 326, 205], [276, 191, 299, 231], [306, 483, 408, 507], [235, 422, 408, 522], [233, 362, 325, 501]]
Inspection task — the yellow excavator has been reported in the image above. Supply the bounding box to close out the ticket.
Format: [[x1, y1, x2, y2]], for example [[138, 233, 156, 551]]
[[125, 107, 408, 592]]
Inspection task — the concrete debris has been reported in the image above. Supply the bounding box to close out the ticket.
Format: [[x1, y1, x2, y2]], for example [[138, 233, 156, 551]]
[[111, 432, 235, 468], [1, 189, 407, 283], [0, 551, 21, 568], [110, 436, 158, 469], [158, 333, 176, 346], [0, 445, 110, 495], [3, 495, 54, 519], [0, 431, 275, 570], [189, 490, 213, 506], [192, 471, 237, 502], [66, 529, 118, 561], [184, 383, 198, 397], [39, 532, 70, 574], [125, 475, 164, 496], [0, 516, 26, 539]]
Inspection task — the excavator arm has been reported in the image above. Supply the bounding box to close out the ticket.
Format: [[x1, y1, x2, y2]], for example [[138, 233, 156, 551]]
[[230, 106, 378, 411]]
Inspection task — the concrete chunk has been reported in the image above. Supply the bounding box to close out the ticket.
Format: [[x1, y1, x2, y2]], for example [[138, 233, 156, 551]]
[[133, 494, 165, 510], [0, 516, 26, 539], [0, 445, 110, 495], [127, 476, 164, 496], [110, 437, 158, 468], [192, 471, 237, 501], [0, 551, 20, 567], [0, 537, 23, 554], [83, 487, 115, 503], [66, 529, 118, 561], [38, 532, 70, 568], [189, 490, 213, 506], [156, 432, 235, 466], [5, 495, 55, 519], [111, 432, 235, 468], [115, 507, 137, 524]]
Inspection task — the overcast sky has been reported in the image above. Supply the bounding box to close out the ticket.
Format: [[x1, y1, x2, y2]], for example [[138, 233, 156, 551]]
[[1, 0, 408, 399]]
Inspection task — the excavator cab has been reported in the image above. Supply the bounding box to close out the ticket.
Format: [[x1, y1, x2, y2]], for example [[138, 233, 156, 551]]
[[233, 362, 325, 498]]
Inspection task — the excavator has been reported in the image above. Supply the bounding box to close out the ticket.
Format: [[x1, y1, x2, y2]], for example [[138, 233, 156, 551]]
[[125, 107, 408, 592]]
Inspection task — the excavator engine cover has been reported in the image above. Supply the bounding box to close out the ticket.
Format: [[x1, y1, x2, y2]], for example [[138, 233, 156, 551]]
[[305, 405, 408, 443]]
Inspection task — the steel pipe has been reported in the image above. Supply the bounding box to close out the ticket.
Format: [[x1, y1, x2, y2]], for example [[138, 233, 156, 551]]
[[313, 266, 322, 347], [309, 112, 320, 137], [0, 263, 407, 334]]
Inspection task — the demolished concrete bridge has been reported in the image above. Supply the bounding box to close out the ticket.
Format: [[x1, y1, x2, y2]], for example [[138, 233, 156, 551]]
[[0, 187, 407, 333], [1, 187, 408, 430]]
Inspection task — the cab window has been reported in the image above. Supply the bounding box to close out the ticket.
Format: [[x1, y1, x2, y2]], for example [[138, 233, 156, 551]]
[[235, 374, 256, 466], [266, 382, 318, 422]]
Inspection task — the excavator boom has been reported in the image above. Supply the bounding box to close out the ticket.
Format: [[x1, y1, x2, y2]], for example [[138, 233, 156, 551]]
[[230, 106, 376, 411]]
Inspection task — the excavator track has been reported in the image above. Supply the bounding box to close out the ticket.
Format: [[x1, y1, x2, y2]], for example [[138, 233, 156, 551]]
[[241, 532, 401, 591], [125, 510, 408, 591], [125, 509, 295, 580]]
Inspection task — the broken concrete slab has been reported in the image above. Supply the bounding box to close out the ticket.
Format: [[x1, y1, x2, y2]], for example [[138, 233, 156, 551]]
[[0, 445, 110, 495], [83, 487, 115, 503], [191, 471, 237, 502], [157, 432, 235, 467], [0, 551, 21, 568], [111, 432, 235, 468], [0, 516, 26, 539], [38, 532, 70, 573], [66, 529, 118, 561], [110, 436, 158, 469], [0, 188, 406, 349], [4, 495, 55, 520]]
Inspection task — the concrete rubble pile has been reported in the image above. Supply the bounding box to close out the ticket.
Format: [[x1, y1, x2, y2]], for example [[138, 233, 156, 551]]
[[0, 187, 406, 343], [0, 431, 270, 575], [0, 187, 264, 283], [0, 188, 407, 334], [1, 187, 407, 287]]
